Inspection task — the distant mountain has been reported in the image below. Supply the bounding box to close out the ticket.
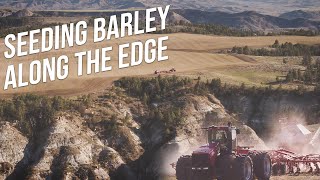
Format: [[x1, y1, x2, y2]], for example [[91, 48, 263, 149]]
[[3, 8, 319, 32], [0, 0, 320, 15], [140, 0, 320, 15], [0, 1, 319, 32], [174, 9, 320, 31], [0, 0, 146, 11], [280, 10, 320, 21]]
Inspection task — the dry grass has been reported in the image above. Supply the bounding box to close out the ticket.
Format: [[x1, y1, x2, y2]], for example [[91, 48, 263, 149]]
[[0, 32, 318, 96]]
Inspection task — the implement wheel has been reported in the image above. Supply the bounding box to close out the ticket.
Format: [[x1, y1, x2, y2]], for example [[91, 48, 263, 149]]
[[279, 163, 286, 175]]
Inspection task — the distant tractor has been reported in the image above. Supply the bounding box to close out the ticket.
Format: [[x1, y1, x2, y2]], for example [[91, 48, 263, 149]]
[[154, 68, 176, 75], [169, 68, 176, 73], [175, 124, 272, 180]]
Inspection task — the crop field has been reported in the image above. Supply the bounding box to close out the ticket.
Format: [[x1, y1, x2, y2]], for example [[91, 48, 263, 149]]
[[0, 32, 319, 97]]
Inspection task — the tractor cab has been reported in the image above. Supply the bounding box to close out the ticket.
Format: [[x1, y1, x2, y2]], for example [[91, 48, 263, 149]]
[[206, 124, 240, 154]]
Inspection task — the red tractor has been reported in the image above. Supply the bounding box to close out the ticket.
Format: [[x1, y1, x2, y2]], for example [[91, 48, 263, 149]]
[[175, 124, 272, 180]]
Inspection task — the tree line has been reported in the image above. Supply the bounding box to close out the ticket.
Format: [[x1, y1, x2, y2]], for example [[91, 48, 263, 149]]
[[267, 29, 319, 36], [285, 56, 320, 87], [0, 95, 63, 138], [153, 22, 262, 37], [116, 76, 320, 137], [116, 76, 194, 137], [116, 75, 320, 108], [153, 21, 320, 37], [116, 76, 193, 104], [0, 94, 93, 139], [232, 40, 320, 56]]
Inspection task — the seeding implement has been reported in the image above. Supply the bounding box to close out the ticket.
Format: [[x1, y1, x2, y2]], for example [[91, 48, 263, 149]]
[[172, 123, 320, 180], [268, 149, 320, 176]]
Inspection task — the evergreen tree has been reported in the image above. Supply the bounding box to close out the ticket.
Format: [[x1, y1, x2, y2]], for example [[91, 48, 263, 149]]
[[272, 39, 280, 48], [302, 54, 312, 66]]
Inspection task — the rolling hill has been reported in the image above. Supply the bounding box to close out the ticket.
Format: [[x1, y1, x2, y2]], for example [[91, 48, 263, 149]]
[[0, 0, 320, 15], [174, 9, 320, 31], [4, 8, 319, 32], [280, 10, 320, 21]]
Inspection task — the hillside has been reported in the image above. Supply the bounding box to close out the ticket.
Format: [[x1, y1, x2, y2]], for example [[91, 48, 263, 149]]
[[1, 8, 319, 32], [10, 9, 33, 17], [280, 10, 320, 21], [0, 0, 145, 11], [174, 9, 320, 31], [0, 0, 320, 15]]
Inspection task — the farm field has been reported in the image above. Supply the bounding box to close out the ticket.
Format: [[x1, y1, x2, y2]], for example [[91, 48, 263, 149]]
[[0, 32, 319, 97]]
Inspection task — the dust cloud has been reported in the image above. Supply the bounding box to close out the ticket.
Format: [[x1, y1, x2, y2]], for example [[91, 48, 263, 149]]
[[157, 136, 205, 176], [265, 111, 319, 155]]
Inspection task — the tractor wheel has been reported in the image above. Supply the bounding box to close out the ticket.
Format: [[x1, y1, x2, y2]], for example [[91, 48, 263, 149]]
[[279, 163, 286, 175], [176, 156, 192, 180], [252, 153, 272, 180], [216, 154, 236, 180], [234, 156, 254, 180]]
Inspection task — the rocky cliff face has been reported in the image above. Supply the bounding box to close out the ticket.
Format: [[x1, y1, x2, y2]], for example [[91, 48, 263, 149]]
[[0, 123, 28, 179], [0, 91, 266, 180], [0, 123, 28, 166], [28, 116, 110, 179], [149, 94, 266, 177]]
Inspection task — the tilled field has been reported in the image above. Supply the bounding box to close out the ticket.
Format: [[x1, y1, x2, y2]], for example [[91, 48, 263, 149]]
[[1, 32, 319, 96]]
